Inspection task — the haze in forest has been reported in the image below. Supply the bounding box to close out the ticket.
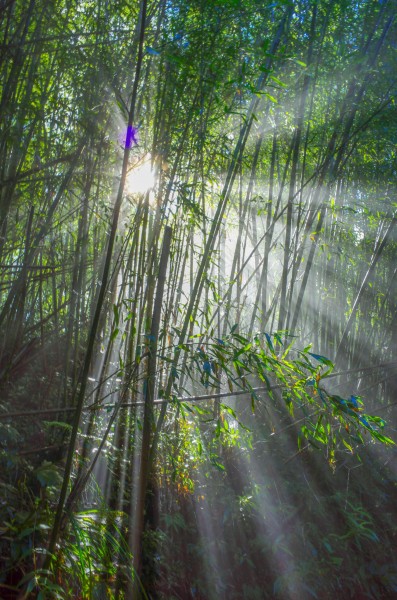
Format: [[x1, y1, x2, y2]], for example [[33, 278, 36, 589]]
[[0, 1, 396, 599]]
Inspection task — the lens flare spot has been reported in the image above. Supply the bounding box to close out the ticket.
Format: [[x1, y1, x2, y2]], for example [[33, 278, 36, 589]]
[[118, 125, 139, 148]]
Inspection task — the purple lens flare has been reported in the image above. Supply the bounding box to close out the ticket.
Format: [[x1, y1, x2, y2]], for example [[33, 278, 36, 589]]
[[118, 125, 139, 149]]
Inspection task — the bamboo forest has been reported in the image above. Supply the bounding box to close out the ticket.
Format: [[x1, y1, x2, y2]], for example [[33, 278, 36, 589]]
[[1, 0, 397, 598]]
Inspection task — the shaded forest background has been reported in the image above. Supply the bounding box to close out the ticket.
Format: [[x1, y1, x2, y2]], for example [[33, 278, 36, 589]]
[[1, 0, 397, 598]]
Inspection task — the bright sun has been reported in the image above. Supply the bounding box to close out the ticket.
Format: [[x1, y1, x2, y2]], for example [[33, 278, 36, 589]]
[[125, 155, 156, 195]]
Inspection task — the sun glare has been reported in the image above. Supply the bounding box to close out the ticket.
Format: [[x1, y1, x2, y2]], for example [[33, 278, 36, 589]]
[[125, 155, 156, 196]]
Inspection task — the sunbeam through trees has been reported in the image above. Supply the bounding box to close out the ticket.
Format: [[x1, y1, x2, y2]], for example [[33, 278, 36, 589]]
[[0, 0, 397, 598]]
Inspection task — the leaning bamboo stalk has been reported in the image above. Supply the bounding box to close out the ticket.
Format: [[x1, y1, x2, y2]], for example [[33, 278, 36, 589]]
[[130, 225, 172, 591], [45, 0, 149, 564], [335, 215, 397, 366]]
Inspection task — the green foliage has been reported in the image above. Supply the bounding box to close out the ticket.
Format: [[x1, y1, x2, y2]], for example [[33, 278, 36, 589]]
[[35, 462, 63, 489], [0, 0, 396, 597], [185, 328, 394, 466]]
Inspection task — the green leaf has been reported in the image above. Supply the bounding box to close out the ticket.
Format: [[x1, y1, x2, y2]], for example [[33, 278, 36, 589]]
[[307, 352, 333, 367], [211, 457, 225, 471], [110, 327, 119, 342], [265, 92, 278, 103], [113, 303, 120, 326], [342, 438, 353, 452]]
